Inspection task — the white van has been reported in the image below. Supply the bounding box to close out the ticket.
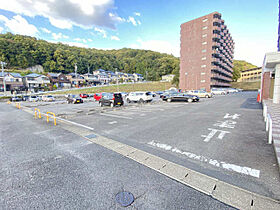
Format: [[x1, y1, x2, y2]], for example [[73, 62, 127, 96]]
[[126, 91, 153, 103]]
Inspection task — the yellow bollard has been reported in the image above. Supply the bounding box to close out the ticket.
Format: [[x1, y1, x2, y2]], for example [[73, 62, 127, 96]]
[[34, 108, 41, 119], [46, 112, 56, 126], [6, 101, 11, 104], [15, 102, 21, 109]]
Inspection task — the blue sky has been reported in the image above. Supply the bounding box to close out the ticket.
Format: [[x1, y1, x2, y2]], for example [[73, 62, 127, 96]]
[[0, 0, 278, 66]]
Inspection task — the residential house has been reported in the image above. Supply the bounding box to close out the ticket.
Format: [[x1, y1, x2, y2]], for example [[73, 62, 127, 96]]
[[123, 73, 135, 82], [162, 74, 175, 82], [133, 73, 144, 82], [83, 73, 101, 85], [23, 73, 50, 91], [66, 73, 86, 87], [0, 72, 25, 91], [47, 73, 71, 89]]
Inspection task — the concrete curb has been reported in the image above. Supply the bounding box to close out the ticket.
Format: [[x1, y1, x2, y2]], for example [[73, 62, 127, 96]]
[[11, 102, 280, 210]]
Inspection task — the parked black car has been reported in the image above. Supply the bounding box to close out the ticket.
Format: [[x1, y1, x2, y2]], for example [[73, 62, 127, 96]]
[[163, 93, 199, 103], [9, 96, 23, 102], [66, 95, 83, 104], [99, 93, 124, 107], [22, 95, 29, 101]]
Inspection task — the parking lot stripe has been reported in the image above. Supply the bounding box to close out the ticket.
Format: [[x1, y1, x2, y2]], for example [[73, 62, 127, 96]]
[[16, 103, 280, 209], [108, 121, 117, 124], [147, 140, 260, 178], [99, 113, 133, 120]]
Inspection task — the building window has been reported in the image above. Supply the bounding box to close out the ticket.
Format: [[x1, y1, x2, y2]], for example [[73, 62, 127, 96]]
[[201, 57, 206, 60], [201, 65, 206, 68], [201, 80, 206, 83], [202, 49, 206, 53], [202, 26, 208, 30], [201, 72, 206, 75], [202, 42, 207, 45], [202, 34, 207, 38], [202, 18, 208, 22]]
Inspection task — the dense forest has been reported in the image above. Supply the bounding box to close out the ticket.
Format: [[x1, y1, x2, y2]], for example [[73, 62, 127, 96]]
[[0, 33, 258, 85], [0, 33, 179, 84]]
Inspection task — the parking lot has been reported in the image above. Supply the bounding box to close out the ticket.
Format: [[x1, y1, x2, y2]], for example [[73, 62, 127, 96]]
[[18, 91, 280, 200]]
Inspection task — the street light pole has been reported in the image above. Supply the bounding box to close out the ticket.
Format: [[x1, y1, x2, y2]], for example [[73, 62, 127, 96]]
[[115, 68, 119, 92], [74, 63, 77, 87], [1, 61, 6, 96]]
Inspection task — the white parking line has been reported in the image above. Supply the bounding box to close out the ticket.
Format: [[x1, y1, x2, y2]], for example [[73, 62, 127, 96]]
[[100, 113, 133, 120], [108, 121, 117, 124], [148, 140, 260, 178]]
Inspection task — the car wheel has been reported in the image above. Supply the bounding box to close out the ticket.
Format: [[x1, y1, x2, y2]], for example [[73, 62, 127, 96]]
[[127, 98, 131, 103], [206, 95, 209, 98], [110, 103, 114, 108], [187, 98, 192, 103], [139, 98, 144, 103], [167, 98, 172, 102]]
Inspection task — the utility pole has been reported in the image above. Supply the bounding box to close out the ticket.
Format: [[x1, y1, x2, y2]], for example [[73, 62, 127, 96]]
[[88, 65, 90, 75], [1, 61, 6, 96], [278, 0, 280, 51], [115, 68, 119, 92], [74, 63, 77, 86]]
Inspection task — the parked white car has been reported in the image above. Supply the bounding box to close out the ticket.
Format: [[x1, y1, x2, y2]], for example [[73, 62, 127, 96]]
[[211, 88, 227, 95], [126, 91, 153, 103], [29, 95, 39, 102], [226, 88, 239, 93], [42, 95, 55, 102]]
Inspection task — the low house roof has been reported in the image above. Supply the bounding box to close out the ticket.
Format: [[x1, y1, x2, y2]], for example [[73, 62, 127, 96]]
[[10, 73, 22, 78], [0, 72, 8, 77], [25, 73, 41, 78], [48, 73, 59, 77]]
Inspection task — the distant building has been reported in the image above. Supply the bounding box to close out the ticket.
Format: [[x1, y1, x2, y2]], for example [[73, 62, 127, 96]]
[[66, 73, 85, 87], [162, 74, 175, 82], [179, 12, 234, 91], [23, 73, 50, 91], [133, 73, 144, 82], [237, 67, 262, 82], [0, 72, 25, 91], [47, 73, 71, 89]]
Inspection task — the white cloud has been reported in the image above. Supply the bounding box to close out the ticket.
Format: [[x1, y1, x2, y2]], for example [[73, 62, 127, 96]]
[[94, 27, 107, 38], [74, 37, 87, 43], [234, 37, 276, 66], [0, 26, 3, 33], [134, 12, 141, 16], [130, 39, 179, 57], [41, 27, 51, 34], [127, 16, 137, 26], [0, 0, 122, 29], [111, 35, 120, 41], [109, 12, 125, 22], [0, 15, 38, 36], [63, 41, 88, 48], [88, 38, 93, 42], [52, 32, 69, 40], [137, 20, 141, 25]]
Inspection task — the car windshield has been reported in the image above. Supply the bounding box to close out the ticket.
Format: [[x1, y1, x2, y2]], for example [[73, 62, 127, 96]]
[[47, 95, 52, 97], [31, 96, 36, 98]]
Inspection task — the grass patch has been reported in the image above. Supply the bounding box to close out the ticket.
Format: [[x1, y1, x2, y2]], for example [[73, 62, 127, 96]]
[[52, 82, 173, 95], [231, 81, 261, 91]]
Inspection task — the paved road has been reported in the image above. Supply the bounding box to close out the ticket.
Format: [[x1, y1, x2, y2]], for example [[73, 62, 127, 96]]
[[0, 103, 235, 209], [61, 92, 280, 200]]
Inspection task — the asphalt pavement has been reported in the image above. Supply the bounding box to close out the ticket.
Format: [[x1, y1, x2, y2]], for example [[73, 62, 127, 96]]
[[0, 102, 235, 209], [55, 92, 280, 200]]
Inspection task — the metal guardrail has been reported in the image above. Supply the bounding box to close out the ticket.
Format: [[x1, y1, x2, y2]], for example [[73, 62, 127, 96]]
[[46, 112, 56, 126]]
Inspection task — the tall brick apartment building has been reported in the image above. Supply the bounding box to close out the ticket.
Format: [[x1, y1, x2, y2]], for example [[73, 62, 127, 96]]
[[179, 12, 234, 91]]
